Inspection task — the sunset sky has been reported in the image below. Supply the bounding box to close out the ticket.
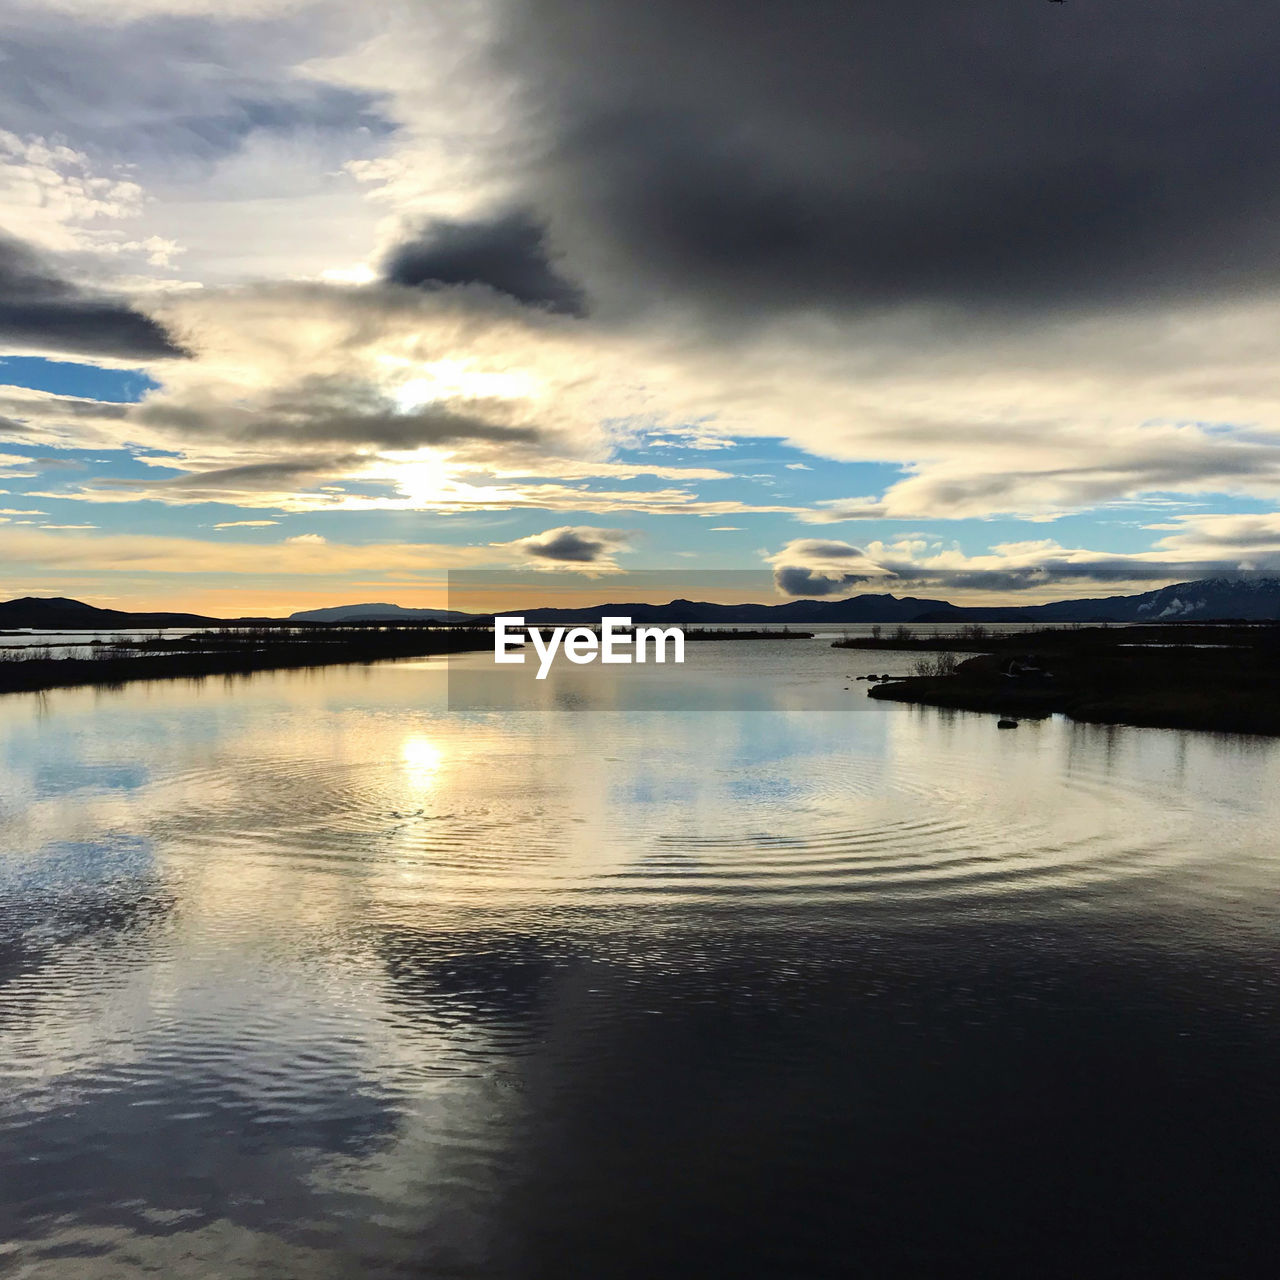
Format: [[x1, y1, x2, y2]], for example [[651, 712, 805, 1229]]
[[3, 1, 1280, 613]]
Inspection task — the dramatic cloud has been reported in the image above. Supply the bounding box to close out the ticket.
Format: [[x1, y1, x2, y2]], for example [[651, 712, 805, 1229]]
[[384, 209, 585, 315], [132, 280, 590, 466], [768, 540, 893, 597], [766, 532, 1280, 601], [504, 0, 1280, 322], [0, 234, 187, 359], [803, 419, 1280, 521], [15, 266, 1280, 532], [3, 280, 804, 518], [9, 0, 1280, 600], [1147, 513, 1280, 563], [772, 566, 856, 598], [504, 525, 636, 570]]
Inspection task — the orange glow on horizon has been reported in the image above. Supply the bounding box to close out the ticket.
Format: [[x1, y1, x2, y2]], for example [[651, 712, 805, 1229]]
[[0, 572, 1190, 619]]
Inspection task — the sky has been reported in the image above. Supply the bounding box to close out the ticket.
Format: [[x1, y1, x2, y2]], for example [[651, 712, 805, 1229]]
[[3, 0, 1280, 613]]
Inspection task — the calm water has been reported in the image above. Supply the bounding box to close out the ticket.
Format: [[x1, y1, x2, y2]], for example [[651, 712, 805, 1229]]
[[1, 641, 1278, 1277]]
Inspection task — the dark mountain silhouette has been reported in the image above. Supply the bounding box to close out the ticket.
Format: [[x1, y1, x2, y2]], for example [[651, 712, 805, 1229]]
[[911, 576, 1280, 623], [0, 597, 220, 630], [516, 578, 1280, 625], [289, 603, 473, 623], [517, 594, 951, 625], [6, 577, 1280, 631]]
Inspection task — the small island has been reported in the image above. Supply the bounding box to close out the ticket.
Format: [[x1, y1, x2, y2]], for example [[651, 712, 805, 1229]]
[[859, 624, 1280, 736]]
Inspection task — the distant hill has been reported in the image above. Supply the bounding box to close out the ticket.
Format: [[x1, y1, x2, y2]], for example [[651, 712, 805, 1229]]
[[6, 577, 1280, 633], [517, 594, 952, 625], [912, 576, 1280, 623], [0, 596, 219, 630], [517, 579, 1280, 625], [288, 603, 476, 623]]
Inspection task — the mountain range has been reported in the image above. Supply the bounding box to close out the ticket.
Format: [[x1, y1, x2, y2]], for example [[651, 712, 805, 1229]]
[[513, 577, 1280, 625], [288, 603, 473, 623], [5, 577, 1280, 631], [0, 597, 221, 630]]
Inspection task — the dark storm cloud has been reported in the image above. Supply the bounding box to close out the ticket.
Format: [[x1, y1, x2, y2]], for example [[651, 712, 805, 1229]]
[[502, 0, 1280, 317], [772, 540, 877, 595], [773, 566, 869, 597], [0, 235, 186, 360], [522, 529, 613, 562], [514, 526, 633, 563], [383, 209, 586, 315]]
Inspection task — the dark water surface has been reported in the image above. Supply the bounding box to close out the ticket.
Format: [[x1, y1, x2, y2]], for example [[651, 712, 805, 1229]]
[[1, 642, 1278, 1277]]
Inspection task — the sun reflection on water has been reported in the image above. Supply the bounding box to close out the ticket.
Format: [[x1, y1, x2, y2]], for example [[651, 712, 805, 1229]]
[[400, 733, 444, 789]]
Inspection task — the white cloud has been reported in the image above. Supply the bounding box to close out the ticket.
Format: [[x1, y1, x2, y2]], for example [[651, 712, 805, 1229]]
[[0, 452, 37, 479], [0, 130, 146, 255]]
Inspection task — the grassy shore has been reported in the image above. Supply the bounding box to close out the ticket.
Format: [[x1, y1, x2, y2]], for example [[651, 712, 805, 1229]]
[[0, 626, 492, 696], [864, 625, 1280, 735]]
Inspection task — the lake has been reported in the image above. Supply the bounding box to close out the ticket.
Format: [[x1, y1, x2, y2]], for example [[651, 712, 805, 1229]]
[[1, 640, 1278, 1277]]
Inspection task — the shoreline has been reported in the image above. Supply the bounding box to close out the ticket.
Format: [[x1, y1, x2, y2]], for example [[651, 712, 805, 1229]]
[[866, 637, 1280, 736], [684, 629, 814, 641], [0, 628, 492, 697]]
